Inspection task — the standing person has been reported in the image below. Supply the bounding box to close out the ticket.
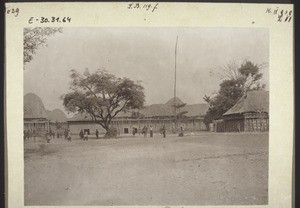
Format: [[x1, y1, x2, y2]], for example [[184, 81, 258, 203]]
[[79, 129, 84, 140], [161, 125, 166, 138], [237, 122, 241, 133], [64, 129, 68, 140], [132, 127, 136, 136], [27, 130, 31, 140], [179, 126, 184, 137], [149, 125, 153, 138], [142, 126, 148, 137], [96, 129, 99, 139], [84, 131, 89, 141], [45, 130, 50, 143], [67, 130, 72, 142]]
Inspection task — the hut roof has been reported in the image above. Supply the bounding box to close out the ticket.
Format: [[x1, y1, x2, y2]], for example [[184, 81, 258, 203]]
[[47, 109, 67, 122], [223, 90, 269, 116], [24, 93, 49, 119], [69, 97, 209, 121], [165, 97, 185, 106]]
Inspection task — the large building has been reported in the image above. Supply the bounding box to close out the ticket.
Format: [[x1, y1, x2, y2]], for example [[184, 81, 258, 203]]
[[67, 97, 209, 135], [222, 90, 269, 132], [24, 93, 50, 136]]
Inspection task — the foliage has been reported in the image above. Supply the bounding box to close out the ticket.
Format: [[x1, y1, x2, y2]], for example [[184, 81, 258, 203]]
[[23, 27, 62, 66], [62, 69, 145, 137], [203, 60, 267, 125]]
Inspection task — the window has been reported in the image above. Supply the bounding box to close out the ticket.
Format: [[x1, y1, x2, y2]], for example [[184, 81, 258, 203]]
[[124, 128, 129, 134]]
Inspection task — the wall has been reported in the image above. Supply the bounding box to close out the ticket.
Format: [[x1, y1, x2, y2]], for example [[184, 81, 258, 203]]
[[68, 117, 208, 136]]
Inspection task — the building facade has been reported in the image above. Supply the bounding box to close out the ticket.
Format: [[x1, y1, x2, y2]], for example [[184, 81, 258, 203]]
[[67, 97, 209, 136], [222, 90, 269, 132]]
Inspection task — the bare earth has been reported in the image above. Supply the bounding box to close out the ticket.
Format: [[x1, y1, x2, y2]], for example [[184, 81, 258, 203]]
[[24, 132, 268, 206]]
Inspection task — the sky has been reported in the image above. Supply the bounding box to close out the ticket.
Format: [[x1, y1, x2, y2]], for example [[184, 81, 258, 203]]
[[24, 27, 269, 117]]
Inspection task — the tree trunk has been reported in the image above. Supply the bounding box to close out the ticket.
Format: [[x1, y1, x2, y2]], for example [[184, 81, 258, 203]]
[[103, 122, 117, 138]]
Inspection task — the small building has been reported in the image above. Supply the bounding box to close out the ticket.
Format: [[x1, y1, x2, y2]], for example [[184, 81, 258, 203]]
[[223, 90, 269, 132], [67, 97, 209, 135], [24, 93, 50, 136]]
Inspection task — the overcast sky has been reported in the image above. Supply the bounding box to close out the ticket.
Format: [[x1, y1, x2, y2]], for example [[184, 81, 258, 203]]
[[24, 27, 269, 117]]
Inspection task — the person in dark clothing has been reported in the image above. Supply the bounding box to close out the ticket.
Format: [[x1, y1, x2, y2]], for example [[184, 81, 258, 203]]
[[96, 129, 99, 139], [79, 129, 84, 140], [161, 125, 166, 138], [142, 126, 148, 137], [179, 126, 184, 137], [64, 129, 68, 140]]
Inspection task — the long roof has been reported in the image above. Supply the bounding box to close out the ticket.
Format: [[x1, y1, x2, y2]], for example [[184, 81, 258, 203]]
[[69, 97, 209, 121], [223, 90, 269, 116]]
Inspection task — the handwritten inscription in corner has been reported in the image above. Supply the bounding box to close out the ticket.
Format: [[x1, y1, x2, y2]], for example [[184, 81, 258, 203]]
[[5, 6, 19, 17], [265, 7, 292, 23], [127, 2, 159, 12]]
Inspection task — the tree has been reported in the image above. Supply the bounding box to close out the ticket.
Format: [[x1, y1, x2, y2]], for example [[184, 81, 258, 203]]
[[62, 69, 145, 137], [203, 60, 267, 126], [24, 27, 62, 66]]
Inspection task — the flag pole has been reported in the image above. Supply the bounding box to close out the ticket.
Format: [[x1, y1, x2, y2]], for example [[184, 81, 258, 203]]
[[174, 35, 178, 132]]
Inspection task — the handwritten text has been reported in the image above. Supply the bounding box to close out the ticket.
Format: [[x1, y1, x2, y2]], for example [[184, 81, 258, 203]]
[[128, 3, 159, 12], [265, 7, 292, 23], [28, 16, 72, 24]]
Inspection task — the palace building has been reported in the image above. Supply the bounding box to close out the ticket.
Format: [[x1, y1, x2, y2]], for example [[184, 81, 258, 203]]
[[67, 97, 209, 136]]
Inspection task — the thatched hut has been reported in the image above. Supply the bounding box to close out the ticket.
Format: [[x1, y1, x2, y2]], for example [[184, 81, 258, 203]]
[[24, 93, 50, 135], [47, 109, 68, 134], [223, 90, 269, 132]]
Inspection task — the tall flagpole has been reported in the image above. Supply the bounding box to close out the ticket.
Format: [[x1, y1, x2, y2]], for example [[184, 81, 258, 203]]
[[174, 36, 178, 132]]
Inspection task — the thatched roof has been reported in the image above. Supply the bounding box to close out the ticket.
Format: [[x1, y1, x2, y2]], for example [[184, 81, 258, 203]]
[[24, 93, 48, 119], [69, 97, 209, 121], [165, 97, 185, 106], [47, 109, 67, 122], [223, 90, 269, 116]]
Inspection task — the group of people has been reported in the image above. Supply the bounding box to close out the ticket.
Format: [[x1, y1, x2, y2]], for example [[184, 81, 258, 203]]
[[79, 129, 91, 140], [133, 125, 166, 138], [23, 129, 37, 142]]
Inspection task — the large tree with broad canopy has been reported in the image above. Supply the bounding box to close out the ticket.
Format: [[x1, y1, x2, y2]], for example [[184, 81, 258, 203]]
[[62, 69, 145, 137]]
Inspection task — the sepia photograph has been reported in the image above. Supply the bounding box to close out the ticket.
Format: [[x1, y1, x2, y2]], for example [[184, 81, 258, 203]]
[[23, 27, 270, 206]]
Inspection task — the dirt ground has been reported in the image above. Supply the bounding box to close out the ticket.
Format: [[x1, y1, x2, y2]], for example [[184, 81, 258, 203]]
[[24, 132, 268, 206]]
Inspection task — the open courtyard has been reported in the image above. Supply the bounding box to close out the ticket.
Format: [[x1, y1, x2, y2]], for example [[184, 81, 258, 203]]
[[24, 132, 268, 206]]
